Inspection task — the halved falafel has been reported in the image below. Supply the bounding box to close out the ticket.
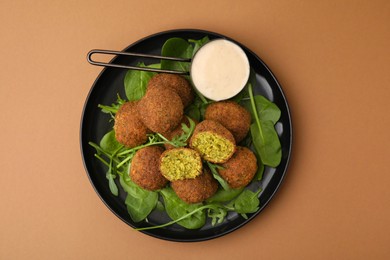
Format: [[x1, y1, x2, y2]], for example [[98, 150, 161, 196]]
[[171, 169, 218, 204], [189, 120, 236, 163], [160, 148, 202, 181], [114, 101, 149, 148], [204, 101, 251, 143], [130, 146, 168, 191], [137, 86, 183, 133], [147, 73, 194, 107], [218, 146, 258, 189]]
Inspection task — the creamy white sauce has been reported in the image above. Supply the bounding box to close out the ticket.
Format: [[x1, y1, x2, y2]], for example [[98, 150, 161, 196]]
[[190, 39, 250, 101]]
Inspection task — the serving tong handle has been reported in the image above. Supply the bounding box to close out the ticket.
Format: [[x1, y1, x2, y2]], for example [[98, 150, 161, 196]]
[[87, 49, 191, 75]]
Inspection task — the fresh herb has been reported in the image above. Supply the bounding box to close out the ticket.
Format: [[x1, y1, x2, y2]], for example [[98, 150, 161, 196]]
[[124, 62, 156, 101], [246, 83, 282, 167], [98, 94, 126, 114], [137, 187, 262, 230], [189, 36, 210, 56], [160, 38, 193, 72], [120, 169, 158, 222], [160, 188, 206, 229], [207, 162, 230, 191]]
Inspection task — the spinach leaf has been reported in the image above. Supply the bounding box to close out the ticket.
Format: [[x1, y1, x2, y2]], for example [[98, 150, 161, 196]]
[[189, 36, 210, 56], [160, 187, 206, 229], [250, 121, 281, 167], [160, 38, 193, 72], [120, 171, 158, 223], [232, 188, 262, 216], [206, 188, 244, 203], [185, 104, 201, 122], [247, 84, 282, 167], [99, 130, 122, 154], [124, 63, 155, 101]]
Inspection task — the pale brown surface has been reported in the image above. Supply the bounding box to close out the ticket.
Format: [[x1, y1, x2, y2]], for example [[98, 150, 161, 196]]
[[1, 0, 389, 259]]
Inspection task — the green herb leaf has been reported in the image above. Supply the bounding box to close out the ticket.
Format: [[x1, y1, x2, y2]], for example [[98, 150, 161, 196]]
[[160, 38, 193, 72], [247, 84, 282, 167], [207, 162, 230, 191], [185, 104, 201, 122], [99, 130, 122, 154], [206, 188, 244, 203], [120, 171, 158, 222], [189, 36, 210, 56], [160, 187, 206, 229], [124, 63, 155, 101], [232, 188, 262, 214]]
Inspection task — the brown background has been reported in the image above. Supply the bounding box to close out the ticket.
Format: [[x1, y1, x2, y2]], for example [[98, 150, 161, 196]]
[[1, 0, 389, 259]]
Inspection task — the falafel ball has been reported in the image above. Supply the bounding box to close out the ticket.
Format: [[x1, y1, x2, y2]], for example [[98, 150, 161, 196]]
[[218, 146, 258, 189], [160, 148, 202, 181], [189, 120, 236, 163], [161, 116, 196, 150], [114, 101, 149, 148], [130, 146, 168, 191], [147, 73, 194, 107], [171, 169, 218, 204], [137, 86, 183, 133], [204, 101, 251, 143]]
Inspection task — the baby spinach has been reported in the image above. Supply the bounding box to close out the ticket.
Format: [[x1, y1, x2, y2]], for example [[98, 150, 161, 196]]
[[120, 170, 158, 223], [124, 62, 155, 101], [231, 188, 262, 218], [99, 130, 122, 153], [160, 38, 193, 72], [160, 187, 206, 229], [247, 83, 282, 167], [189, 36, 210, 56], [206, 188, 244, 203]]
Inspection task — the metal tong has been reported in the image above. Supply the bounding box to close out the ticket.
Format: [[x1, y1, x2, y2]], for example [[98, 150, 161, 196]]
[[87, 49, 191, 75]]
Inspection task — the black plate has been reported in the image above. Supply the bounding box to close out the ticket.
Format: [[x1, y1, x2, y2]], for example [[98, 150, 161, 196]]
[[80, 29, 292, 242]]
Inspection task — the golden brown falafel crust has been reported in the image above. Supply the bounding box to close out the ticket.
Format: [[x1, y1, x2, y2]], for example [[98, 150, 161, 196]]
[[130, 146, 168, 191], [171, 169, 218, 204], [147, 73, 194, 107], [189, 120, 236, 163], [161, 116, 196, 150], [219, 146, 258, 189], [137, 86, 183, 133], [204, 101, 251, 143], [114, 101, 149, 148]]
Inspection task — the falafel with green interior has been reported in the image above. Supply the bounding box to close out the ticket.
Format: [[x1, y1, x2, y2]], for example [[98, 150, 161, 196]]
[[130, 146, 168, 191], [114, 101, 149, 148], [218, 146, 258, 189], [137, 86, 183, 133], [160, 148, 202, 181], [204, 101, 251, 143], [171, 169, 218, 204], [147, 73, 194, 107], [189, 120, 236, 163]]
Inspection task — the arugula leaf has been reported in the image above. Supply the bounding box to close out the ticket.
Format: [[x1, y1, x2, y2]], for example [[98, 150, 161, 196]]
[[207, 162, 230, 191], [124, 63, 155, 101]]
